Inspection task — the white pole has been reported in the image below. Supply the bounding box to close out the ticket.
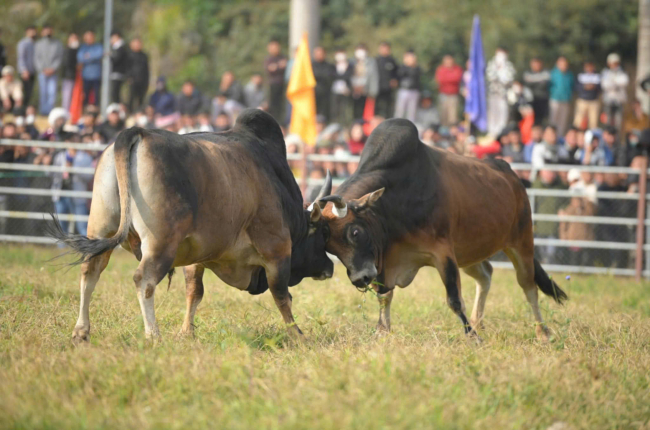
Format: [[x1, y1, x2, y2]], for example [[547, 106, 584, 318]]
[[637, 0, 650, 112], [100, 0, 113, 115], [289, 0, 320, 57]]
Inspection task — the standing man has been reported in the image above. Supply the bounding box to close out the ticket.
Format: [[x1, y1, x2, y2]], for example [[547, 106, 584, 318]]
[[312, 46, 334, 122], [34, 24, 63, 116], [486, 47, 515, 136], [523, 58, 551, 125], [17, 26, 37, 107], [264, 39, 286, 123], [77, 31, 103, 107], [109, 31, 129, 105], [394, 50, 421, 123], [375, 41, 398, 119], [127, 37, 149, 113], [350, 43, 379, 121], [549, 56, 574, 137], [601, 53, 629, 131], [574, 61, 601, 130], [61, 33, 79, 112], [434, 55, 463, 126]]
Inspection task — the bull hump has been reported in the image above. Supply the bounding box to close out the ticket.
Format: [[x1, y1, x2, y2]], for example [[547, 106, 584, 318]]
[[357, 119, 421, 172], [233, 108, 286, 157]]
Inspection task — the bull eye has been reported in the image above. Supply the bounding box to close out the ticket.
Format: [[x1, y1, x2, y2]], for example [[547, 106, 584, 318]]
[[352, 229, 359, 237]]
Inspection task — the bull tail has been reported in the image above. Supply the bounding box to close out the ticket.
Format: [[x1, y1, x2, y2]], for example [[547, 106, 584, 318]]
[[533, 258, 568, 304], [47, 128, 143, 264]]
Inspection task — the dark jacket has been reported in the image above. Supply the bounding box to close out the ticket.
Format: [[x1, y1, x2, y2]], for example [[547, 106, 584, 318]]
[[376, 55, 398, 93], [576, 72, 601, 101], [110, 41, 130, 80], [149, 90, 176, 116], [222, 81, 245, 105], [312, 60, 335, 96], [397, 65, 421, 91], [128, 51, 149, 87], [61, 46, 78, 80], [177, 89, 204, 115], [523, 69, 551, 100], [0, 42, 6, 70]]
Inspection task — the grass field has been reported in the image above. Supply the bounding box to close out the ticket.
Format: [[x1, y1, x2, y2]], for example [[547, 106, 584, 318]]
[[0, 245, 649, 429]]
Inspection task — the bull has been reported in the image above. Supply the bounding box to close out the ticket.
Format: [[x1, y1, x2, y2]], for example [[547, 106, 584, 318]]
[[49, 109, 333, 342], [317, 119, 567, 340]]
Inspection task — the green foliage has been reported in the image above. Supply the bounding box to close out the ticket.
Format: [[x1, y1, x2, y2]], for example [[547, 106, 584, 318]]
[[0, 0, 639, 94]]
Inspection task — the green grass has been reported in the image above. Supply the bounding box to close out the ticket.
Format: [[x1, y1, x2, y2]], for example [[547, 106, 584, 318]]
[[0, 245, 649, 429]]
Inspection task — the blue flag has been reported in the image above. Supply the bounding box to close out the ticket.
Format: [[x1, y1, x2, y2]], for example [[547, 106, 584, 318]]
[[465, 15, 487, 132]]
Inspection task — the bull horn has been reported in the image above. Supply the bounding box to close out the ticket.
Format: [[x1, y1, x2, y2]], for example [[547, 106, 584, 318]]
[[318, 195, 348, 218], [314, 169, 332, 202]]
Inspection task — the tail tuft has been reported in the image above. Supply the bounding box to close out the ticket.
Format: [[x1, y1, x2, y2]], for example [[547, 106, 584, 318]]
[[533, 258, 568, 304], [45, 213, 120, 265]]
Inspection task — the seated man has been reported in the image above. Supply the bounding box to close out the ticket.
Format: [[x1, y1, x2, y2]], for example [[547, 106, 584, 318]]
[[0, 66, 24, 114]]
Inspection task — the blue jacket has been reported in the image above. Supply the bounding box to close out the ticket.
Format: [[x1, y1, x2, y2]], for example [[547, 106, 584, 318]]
[[549, 67, 574, 102], [77, 43, 103, 81], [149, 90, 176, 116]]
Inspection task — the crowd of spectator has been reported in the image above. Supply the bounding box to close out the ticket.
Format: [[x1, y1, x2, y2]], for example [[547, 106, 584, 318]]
[[0, 24, 649, 268]]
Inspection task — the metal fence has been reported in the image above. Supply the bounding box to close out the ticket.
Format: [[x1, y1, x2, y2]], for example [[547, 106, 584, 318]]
[[2, 138, 649, 279]]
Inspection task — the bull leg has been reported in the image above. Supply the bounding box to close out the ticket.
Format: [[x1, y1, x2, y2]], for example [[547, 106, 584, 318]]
[[433, 253, 478, 339], [132, 248, 176, 340], [373, 275, 394, 331], [505, 247, 550, 341], [72, 250, 113, 343], [462, 260, 493, 330], [180, 264, 205, 337], [266, 258, 304, 340]]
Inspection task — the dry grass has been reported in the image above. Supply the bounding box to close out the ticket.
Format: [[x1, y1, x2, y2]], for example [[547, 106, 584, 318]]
[[0, 245, 649, 429]]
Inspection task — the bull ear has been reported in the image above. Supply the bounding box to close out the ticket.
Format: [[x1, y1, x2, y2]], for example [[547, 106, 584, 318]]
[[309, 202, 322, 223], [356, 188, 385, 209], [314, 170, 332, 202]]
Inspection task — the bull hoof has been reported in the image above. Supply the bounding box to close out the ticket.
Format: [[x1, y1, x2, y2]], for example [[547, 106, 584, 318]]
[[470, 319, 485, 331], [467, 329, 483, 345], [536, 325, 551, 342], [375, 323, 391, 333], [71, 326, 90, 344]]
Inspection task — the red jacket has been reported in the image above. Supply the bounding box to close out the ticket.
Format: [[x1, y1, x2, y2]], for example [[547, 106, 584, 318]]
[[435, 65, 463, 95]]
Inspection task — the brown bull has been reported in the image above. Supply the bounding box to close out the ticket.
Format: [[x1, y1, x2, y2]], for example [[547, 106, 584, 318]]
[[49, 109, 333, 342], [318, 119, 567, 340]]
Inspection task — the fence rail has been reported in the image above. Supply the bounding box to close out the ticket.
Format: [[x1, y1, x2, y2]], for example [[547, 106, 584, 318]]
[[0, 138, 647, 279]]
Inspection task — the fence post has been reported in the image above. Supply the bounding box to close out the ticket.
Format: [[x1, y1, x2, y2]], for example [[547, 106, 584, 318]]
[[635, 156, 648, 282]]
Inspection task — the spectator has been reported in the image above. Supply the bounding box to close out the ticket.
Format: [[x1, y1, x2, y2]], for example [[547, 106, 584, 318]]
[[414, 90, 439, 132], [532, 169, 567, 263], [213, 112, 231, 132], [77, 31, 103, 107], [501, 128, 525, 163], [531, 125, 569, 169], [523, 58, 551, 125], [347, 121, 366, 155], [149, 76, 176, 117], [61, 33, 79, 112], [524, 124, 543, 163], [312, 46, 334, 122], [42, 107, 71, 142], [0, 66, 24, 114], [211, 91, 244, 125], [486, 47, 515, 137], [331, 48, 352, 125], [574, 61, 601, 130], [127, 37, 149, 113], [549, 56, 574, 137], [350, 43, 379, 121], [506, 80, 533, 123], [601, 53, 629, 132], [196, 111, 213, 132], [563, 126, 582, 164], [264, 39, 287, 122], [78, 107, 98, 138], [243, 73, 265, 109], [219, 71, 245, 105], [394, 50, 421, 123], [98, 103, 125, 142], [316, 123, 346, 151], [34, 24, 63, 116], [602, 126, 628, 167], [581, 129, 613, 166], [178, 114, 196, 135], [17, 26, 37, 106], [435, 55, 463, 126], [596, 173, 630, 268], [375, 41, 398, 119], [177, 80, 204, 116], [109, 31, 129, 104], [558, 168, 596, 266], [51, 143, 93, 236], [623, 100, 649, 138], [0, 28, 6, 70]]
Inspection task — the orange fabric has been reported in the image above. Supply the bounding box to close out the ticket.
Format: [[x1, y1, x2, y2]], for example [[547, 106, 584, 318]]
[[69, 70, 83, 123], [519, 112, 534, 144], [472, 140, 501, 158], [286, 33, 317, 146], [362, 97, 375, 136]]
